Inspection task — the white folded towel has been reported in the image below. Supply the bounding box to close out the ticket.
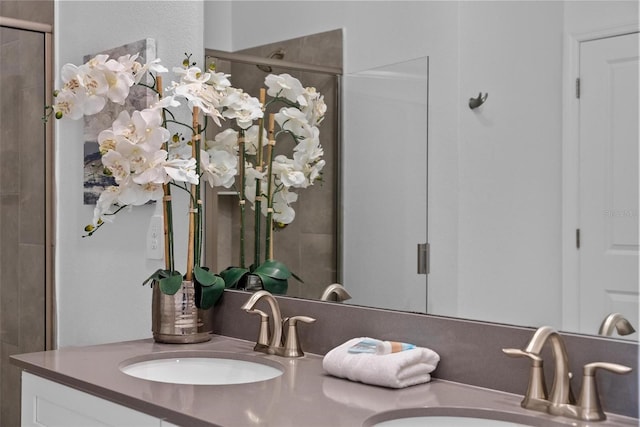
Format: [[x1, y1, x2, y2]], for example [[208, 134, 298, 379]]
[[322, 337, 440, 389]]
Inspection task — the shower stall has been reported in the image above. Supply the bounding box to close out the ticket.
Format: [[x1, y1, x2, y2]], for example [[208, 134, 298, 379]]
[[0, 16, 54, 427]]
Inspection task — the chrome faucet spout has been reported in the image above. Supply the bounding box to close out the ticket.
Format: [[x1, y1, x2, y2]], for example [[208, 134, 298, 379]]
[[524, 326, 573, 409], [241, 290, 283, 351], [598, 313, 636, 337], [320, 283, 352, 302]]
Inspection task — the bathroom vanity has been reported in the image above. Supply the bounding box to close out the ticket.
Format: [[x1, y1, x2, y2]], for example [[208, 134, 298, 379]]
[[12, 335, 638, 427], [12, 291, 639, 426]]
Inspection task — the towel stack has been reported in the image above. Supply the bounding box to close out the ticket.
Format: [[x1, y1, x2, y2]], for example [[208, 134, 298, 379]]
[[322, 337, 440, 389]]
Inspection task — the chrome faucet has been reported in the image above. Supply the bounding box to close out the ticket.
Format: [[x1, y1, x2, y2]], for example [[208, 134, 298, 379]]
[[504, 326, 632, 421], [320, 283, 352, 302], [522, 326, 574, 413], [241, 290, 315, 357], [241, 290, 283, 355], [598, 313, 636, 337]]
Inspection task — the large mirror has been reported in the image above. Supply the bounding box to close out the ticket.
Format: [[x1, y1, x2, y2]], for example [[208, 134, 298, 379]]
[[204, 0, 639, 341]]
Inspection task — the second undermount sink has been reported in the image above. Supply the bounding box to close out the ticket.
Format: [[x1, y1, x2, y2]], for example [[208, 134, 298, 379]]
[[363, 407, 570, 427], [119, 351, 283, 385]]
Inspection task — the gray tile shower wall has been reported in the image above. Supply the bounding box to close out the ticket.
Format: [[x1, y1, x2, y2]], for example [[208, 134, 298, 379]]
[[213, 290, 639, 419], [0, 7, 51, 425]]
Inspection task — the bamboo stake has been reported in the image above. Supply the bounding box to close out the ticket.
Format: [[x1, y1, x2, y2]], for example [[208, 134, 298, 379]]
[[253, 88, 267, 267], [185, 106, 200, 281], [265, 113, 276, 261], [157, 76, 174, 272], [238, 129, 246, 268]]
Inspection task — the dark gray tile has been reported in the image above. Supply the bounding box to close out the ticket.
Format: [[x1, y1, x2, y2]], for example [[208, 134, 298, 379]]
[[19, 84, 46, 245], [19, 244, 45, 354], [1, 341, 21, 427], [0, 195, 19, 345]]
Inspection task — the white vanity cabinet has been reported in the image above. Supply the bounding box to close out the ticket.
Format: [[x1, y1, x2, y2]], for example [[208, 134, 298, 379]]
[[21, 372, 180, 427]]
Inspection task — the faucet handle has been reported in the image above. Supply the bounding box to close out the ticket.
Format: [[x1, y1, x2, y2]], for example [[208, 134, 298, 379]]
[[577, 362, 632, 421], [503, 348, 548, 406], [282, 316, 316, 358], [246, 309, 271, 351]]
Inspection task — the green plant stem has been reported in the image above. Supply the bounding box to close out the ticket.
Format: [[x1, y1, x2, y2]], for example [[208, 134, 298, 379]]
[[254, 92, 266, 268], [157, 76, 175, 272], [238, 129, 246, 269], [194, 126, 202, 268]]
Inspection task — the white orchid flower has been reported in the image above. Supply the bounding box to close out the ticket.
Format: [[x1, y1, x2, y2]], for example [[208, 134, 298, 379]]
[[169, 79, 224, 125], [52, 89, 88, 120], [150, 95, 181, 110], [97, 63, 133, 104], [244, 125, 267, 156], [274, 107, 312, 137], [272, 155, 306, 188], [244, 165, 267, 204], [173, 66, 211, 84], [117, 178, 163, 206], [92, 185, 121, 225], [124, 56, 168, 84], [101, 150, 130, 183], [264, 73, 307, 106], [201, 149, 237, 188], [132, 150, 171, 185], [207, 71, 232, 91], [206, 128, 238, 155], [270, 189, 298, 224], [301, 87, 326, 126], [220, 88, 263, 129], [293, 127, 323, 164], [163, 157, 198, 185]]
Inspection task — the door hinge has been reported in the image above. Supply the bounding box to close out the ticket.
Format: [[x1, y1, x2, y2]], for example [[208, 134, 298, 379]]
[[417, 243, 430, 275], [576, 228, 581, 249], [576, 77, 581, 99]]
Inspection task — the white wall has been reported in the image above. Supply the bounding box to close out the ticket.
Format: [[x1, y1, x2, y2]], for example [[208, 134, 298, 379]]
[[55, 1, 203, 347], [204, 0, 463, 316], [456, 1, 565, 327]]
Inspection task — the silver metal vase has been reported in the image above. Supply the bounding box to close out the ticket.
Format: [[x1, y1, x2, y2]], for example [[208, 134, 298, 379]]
[[151, 280, 212, 344]]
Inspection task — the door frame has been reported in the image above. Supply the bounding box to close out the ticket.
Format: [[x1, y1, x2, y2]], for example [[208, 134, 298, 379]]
[[561, 24, 639, 332]]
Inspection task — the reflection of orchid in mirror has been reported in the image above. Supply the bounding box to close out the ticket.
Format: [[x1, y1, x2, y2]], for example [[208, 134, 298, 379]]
[[210, 72, 327, 293]]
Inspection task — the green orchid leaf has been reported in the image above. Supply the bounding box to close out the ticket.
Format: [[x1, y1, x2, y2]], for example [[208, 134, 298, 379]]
[[255, 273, 288, 295], [195, 274, 225, 310], [254, 260, 292, 280], [220, 267, 250, 289], [194, 265, 217, 287], [158, 272, 183, 295], [142, 268, 171, 287]]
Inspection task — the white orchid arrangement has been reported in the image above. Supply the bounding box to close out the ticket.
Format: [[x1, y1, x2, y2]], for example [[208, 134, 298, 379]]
[[48, 51, 325, 304]]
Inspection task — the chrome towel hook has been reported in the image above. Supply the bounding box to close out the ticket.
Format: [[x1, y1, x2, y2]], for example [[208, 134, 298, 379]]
[[469, 92, 488, 110]]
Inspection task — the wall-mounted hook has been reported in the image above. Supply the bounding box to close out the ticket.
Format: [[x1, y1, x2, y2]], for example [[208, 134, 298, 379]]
[[469, 92, 488, 110]]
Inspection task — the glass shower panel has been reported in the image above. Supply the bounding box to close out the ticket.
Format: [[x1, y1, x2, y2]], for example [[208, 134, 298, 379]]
[[342, 57, 429, 313]]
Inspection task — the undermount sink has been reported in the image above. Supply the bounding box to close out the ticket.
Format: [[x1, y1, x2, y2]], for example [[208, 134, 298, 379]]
[[363, 407, 570, 427], [119, 351, 283, 385]]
